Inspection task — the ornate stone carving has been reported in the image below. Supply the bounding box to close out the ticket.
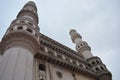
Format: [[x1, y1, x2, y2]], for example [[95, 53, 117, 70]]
[[0, 31, 39, 55]]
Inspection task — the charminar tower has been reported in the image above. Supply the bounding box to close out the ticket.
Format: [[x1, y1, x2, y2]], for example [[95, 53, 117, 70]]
[[0, 1, 112, 80], [0, 1, 39, 80]]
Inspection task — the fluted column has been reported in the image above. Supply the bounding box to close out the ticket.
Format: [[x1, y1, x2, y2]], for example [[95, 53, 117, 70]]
[[0, 47, 33, 80]]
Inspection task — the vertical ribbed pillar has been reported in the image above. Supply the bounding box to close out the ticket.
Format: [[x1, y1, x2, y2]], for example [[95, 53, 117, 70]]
[[0, 47, 33, 80]]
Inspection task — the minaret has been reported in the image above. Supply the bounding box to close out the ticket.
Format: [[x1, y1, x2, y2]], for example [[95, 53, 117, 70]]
[[70, 29, 112, 80], [69, 29, 93, 59], [0, 1, 39, 80]]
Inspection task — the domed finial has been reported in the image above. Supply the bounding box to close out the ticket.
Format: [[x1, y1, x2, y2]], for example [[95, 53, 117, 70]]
[[26, 1, 36, 6], [69, 29, 82, 43], [69, 29, 76, 36], [17, 0, 38, 24]]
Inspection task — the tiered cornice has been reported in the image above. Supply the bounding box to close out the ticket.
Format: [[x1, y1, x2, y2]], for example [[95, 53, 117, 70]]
[[39, 33, 84, 59], [87, 57, 112, 80], [36, 49, 97, 79], [0, 1, 40, 55], [0, 31, 39, 55], [36, 33, 98, 79]]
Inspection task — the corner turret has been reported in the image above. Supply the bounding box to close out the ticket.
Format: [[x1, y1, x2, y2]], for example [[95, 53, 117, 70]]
[[69, 29, 93, 59], [69, 29, 112, 80]]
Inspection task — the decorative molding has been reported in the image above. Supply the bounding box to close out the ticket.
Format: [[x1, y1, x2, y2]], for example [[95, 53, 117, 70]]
[[0, 31, 39, 55], [17, 10, 38, 24], [40, 33, 84, 59], [35, 50, 97, 79], [38, 33, 112, 80], [78, 46, 91, 54]]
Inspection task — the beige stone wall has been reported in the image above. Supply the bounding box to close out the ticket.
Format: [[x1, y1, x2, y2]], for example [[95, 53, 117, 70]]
[[48, 64, 74, 80], [46, 64, 95, 80]]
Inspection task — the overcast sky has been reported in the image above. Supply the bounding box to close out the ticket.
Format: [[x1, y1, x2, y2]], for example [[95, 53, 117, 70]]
[[0, 0, 120, 80]]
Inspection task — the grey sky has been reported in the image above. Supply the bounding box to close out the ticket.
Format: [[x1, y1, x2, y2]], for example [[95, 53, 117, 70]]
[[0, 0, 120, 80]]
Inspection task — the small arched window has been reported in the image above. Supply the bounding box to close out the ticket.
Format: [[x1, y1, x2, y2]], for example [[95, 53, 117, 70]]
[[20, 20, 25, 23], [18, 26, 23, 30], [56, 71, 63, 79], [96, 60, 100, 64], [100, 66, 105, 70], [88, 64, 91, 67], [81, 43, 83, 46], [91, 61, 95, 65], [28, 22, 33, 26], [39, 64, 45, 71], [27, 28, 32, 33], [77, 46, 80, 48], [95, 67, 100, 72], [10, 28, 13, 31]]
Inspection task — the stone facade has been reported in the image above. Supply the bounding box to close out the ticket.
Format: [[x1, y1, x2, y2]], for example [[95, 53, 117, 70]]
[[0, 1, 112, 80]]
